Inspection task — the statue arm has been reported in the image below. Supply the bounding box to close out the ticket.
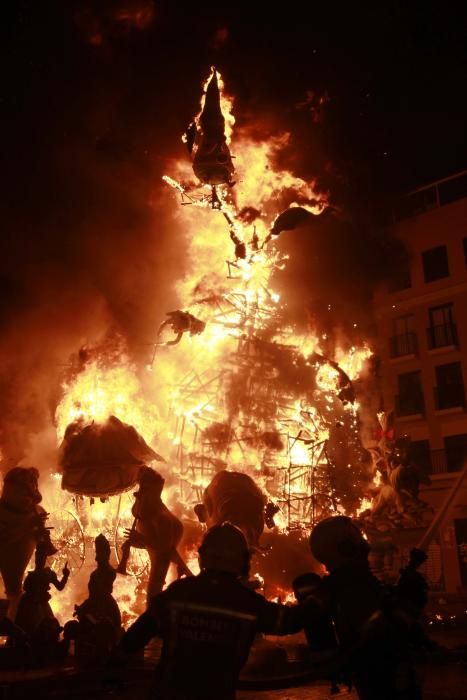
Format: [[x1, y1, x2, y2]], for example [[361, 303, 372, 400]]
[[121, 595, 162, 652], [139, 511, 182, 553], [50, 566, 69, 591]]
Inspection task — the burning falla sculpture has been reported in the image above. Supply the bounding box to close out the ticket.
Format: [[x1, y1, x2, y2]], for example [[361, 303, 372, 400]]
[[58, 414, 163, 497], [51, 67, 375, 611], [194, 471, 279, 551], [65, 534, 121, 667]]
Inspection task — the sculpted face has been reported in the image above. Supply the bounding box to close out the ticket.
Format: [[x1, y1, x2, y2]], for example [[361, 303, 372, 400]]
[[194, 471, 266, 548]]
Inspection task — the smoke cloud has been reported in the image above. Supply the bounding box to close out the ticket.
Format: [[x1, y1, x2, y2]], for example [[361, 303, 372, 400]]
[[1, 6, 189, 468]]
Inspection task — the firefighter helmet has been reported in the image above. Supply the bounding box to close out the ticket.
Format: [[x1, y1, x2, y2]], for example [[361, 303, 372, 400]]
[[198, 523, 250, 576], [309, 515, 369, 571]]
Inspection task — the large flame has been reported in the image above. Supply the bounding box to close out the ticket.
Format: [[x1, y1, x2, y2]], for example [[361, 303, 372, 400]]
[[56, 357, 160, 444], [49, 69, 373, 622]]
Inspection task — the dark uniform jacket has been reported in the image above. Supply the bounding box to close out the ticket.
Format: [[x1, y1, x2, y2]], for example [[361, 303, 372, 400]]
[[122, 569, 302, 700], [305, 563, 423, 700]]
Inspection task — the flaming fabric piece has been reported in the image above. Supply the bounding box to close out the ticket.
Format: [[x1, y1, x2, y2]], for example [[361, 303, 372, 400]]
[[50, 68, 373, 617]]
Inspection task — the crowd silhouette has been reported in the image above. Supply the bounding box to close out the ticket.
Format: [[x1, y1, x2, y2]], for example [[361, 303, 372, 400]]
[[0, 466, 434, 700]]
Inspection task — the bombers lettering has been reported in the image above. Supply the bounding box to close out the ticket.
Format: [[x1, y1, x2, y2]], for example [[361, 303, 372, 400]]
[[181, 613, 237, 633], [179, 627, 235, 644]]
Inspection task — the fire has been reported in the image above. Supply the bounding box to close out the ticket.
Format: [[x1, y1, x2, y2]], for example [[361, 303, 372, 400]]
[[195, 66, 235, 144], [315, 363, 341, 393], [235, 133, 324, 216], [49, 67, 373, 620], [356, 496, 373, 515], [55, 357, 160, 445], [336, 345, 373, 381]]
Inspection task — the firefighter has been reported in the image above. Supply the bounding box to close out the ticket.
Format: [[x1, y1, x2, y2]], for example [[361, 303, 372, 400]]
[[118, 523, 304, 700], [299, 515, 429, 700]]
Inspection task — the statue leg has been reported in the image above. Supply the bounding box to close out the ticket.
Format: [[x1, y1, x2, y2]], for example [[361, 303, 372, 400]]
[[1, 565, 24, 621], [2, 540, 35, 620], [6, 593, 21, 621], [147, 552, 171, 601], [171, 550, 193, 578]]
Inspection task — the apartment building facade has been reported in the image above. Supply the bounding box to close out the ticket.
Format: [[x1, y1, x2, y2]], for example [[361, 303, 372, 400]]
[[373, 170, 467, 594]]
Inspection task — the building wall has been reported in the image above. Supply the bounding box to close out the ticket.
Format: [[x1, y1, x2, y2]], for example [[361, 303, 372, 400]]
[[373, 176, 467, 593]]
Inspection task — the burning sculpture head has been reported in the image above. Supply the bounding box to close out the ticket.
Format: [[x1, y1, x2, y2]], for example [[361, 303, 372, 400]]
[[198, 523, 250, 577], [309, 515, 370, 572], [194, 471, 267, 550]]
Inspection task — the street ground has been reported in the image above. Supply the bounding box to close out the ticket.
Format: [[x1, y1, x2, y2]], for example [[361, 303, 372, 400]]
[[1, 627, 466, 699], [1, 659, 466, 700], [240, 684, 354, 699]]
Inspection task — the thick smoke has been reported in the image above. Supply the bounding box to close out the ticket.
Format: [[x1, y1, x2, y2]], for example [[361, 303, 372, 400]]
[[272, 208, 408, 335], [1, 4, 187, 469]]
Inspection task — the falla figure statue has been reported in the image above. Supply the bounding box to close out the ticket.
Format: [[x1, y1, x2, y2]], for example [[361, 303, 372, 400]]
[[185, 67, 235, 188], [0, 466, 57, 619], [64, 534, 122, 668], [74, 534, 121, 635], [15, 541, 69, 637], [14, 540, 69, 666], [117, 466, 192, 601]]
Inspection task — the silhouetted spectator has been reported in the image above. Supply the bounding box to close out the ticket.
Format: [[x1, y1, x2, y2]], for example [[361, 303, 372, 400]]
[[298, 516, 428, 699]]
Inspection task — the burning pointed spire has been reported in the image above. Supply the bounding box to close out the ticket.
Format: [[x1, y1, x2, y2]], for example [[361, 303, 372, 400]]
[[186, 67, 235, 187]]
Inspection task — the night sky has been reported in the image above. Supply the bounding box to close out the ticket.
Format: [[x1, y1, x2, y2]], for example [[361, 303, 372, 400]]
[[4, 2, 467, 196], [0, 1, 466, 459]]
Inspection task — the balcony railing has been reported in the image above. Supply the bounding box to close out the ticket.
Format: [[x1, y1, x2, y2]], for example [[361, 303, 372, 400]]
[[427, 322, 458, 350], [430, 448, 467, 473], [434, 384, 466, 410], [430, 449, 447, 474], [395, 392, 425, 417], [389, 332, 418, 358]]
